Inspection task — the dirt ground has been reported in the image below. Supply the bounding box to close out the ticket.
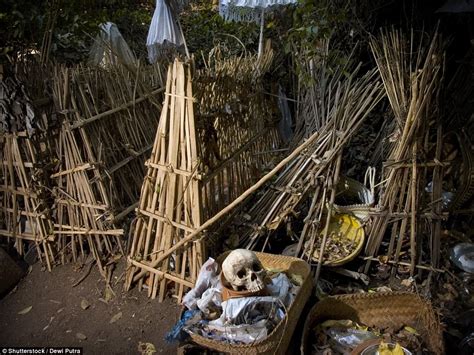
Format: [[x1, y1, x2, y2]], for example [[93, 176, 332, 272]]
[[0, 259, 180, 354]]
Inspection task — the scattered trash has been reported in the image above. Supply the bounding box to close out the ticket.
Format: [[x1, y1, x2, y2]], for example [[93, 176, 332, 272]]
[[360, 341, 411, 355], [312, 319, 424, 354], [302, 293, 443, 354], [305, 214, 365, 266], [450, 243, 474, 273], [169, 252, 305, 346], [425, 181, 454, 210]]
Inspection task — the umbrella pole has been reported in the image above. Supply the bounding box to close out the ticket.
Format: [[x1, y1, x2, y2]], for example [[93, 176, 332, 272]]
[[176, 16, 190, 59], [258, 8, 265, 58]]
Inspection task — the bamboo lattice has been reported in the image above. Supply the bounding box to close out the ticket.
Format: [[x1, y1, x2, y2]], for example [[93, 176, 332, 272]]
[[1, 74, 56, 270], [126, 48, 281, 301], [50, 63, 165, 274]]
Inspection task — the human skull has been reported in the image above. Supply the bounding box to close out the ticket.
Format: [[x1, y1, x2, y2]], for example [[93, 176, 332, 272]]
[[222, 249, 266, 292]]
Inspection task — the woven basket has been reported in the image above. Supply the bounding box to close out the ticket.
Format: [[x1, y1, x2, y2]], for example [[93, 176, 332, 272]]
[[185, 252, 312, 354], [300, 292, 444, 355]]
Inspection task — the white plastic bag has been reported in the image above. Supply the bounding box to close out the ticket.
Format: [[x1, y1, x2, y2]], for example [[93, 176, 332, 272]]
[[88, 22, 136, 67], [182, 258, 220, 310]]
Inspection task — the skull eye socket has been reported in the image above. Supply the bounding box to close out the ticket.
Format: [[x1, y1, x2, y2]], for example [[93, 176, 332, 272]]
[[237, 269, 246, 278], [252, 262, 261, 272]]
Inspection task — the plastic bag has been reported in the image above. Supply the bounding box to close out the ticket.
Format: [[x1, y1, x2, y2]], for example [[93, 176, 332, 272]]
[[182, 258, 220, 310], [327, 327, 379, 349], [88, 22, 136, 67]]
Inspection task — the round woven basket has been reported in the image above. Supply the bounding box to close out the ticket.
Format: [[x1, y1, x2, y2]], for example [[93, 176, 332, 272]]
[[300, 292, 444, 355], [185, 252, 312, 355]]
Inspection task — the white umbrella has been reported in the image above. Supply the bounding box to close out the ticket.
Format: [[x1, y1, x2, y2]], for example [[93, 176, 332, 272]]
[[146, 0, 189, 63], [89, 22, 137, 67], [219, 0, 297, 57]]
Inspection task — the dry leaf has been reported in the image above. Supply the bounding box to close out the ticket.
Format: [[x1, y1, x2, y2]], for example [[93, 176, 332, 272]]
[[18, 306, 32, 315], [76, 333, 87, 340], [80, 299, 90, 310], [138, 342, 156, 355], [109, 311, 122, 324], [404, 326, 419, 335], [104, 285, 115, 302]]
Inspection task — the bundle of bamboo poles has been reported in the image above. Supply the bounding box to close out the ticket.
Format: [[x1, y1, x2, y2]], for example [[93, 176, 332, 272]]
[[364, 29, 445, 275], [126, 48, 281, 301], [238, 57, 384, 259], [0, 74, 55, 270], [51, 62, 165, 274]]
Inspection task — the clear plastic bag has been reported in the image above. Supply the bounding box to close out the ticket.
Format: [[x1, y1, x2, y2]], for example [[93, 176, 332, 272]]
[[88, 22, 136, 67]]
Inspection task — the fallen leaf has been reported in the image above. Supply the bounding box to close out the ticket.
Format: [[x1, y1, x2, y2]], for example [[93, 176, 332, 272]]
[[43, 316, 54, 331], [76, 333, 87, 340], [18, 306, 32, 315], [80, 299, 90, 310], [104, 285, 115, 302], [138, 342, 156, 355], [109, 311, 122, 324], [404, 326, 419, 335]]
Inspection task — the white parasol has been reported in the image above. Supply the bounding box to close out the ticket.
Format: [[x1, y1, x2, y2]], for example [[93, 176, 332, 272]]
[[146, 0, 189, 63], [219, 0, 297, 57]]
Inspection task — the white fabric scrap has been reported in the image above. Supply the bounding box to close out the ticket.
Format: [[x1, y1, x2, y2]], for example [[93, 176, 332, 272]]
[[182, 258, 220, 310]]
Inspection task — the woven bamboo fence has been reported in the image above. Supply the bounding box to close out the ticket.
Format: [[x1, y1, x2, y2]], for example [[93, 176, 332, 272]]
[[126, 49, 281, 301], [50, 63, 166, 274], [0, 73, 56, 270]]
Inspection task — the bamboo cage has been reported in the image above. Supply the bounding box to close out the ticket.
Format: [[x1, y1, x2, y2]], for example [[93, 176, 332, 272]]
[[228, 54, 384, 263], [0, 73, 56, 270], [126, 49, 282, 301], [50, 63, 166, 274], [363, 29, 446, 275]]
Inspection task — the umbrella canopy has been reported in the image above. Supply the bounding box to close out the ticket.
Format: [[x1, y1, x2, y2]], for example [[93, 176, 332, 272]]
[[219, 0, 297, 22], [147, 0, 186, 63], [88, 22, 137, 67], [219, 0, 297, 56]]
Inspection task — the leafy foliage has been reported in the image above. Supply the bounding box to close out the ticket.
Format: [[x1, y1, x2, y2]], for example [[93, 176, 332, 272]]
[[0, 0, 152, 64]]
